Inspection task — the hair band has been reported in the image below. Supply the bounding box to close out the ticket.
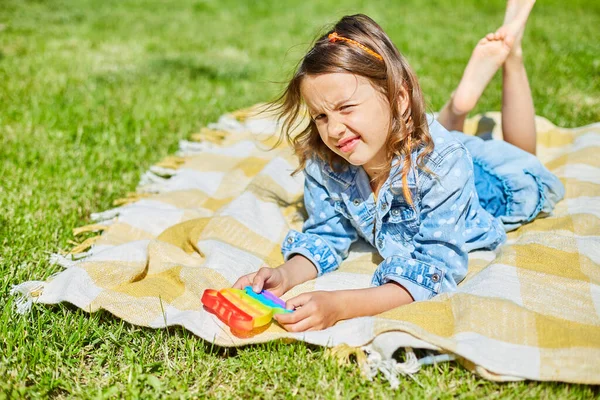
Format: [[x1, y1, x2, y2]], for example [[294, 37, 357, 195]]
[[328, 32, 383, 61]]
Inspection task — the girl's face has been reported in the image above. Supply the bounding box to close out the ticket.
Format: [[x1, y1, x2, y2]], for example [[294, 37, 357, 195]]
[[300, 73, 392, 178]]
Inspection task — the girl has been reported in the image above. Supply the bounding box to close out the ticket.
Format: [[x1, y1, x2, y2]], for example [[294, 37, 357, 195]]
[[234, 1, 564, 332]]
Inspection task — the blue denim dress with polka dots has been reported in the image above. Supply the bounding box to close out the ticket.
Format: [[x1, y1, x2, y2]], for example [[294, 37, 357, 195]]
[[281, 115, 565, 302]]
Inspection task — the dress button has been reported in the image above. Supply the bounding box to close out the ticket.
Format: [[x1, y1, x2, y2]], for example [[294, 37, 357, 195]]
[[353, 198, 361, 206], [381, 203, 388, 211], [287, 237, 294, 244], [391, 209, 400, 216], [431, 273, 440, 283]]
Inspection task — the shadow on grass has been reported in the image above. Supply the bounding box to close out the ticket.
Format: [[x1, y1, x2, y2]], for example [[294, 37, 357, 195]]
[[41, 302, 328, 359], [18, 302, 600, 395], [89, 55, 257, 87], [149, 57, 255, 81]]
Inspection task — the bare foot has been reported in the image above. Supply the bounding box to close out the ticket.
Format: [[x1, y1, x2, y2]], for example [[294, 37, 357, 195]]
[[451, 33, 513, 115], [496, 0, 536, 58]]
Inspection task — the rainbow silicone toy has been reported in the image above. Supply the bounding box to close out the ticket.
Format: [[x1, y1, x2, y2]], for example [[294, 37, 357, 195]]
[[201, 286, 292, 331]]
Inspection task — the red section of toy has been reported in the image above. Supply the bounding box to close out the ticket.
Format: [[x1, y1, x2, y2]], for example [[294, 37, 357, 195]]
[[201, 287, 291, 331], [201, 289, 254, 331]]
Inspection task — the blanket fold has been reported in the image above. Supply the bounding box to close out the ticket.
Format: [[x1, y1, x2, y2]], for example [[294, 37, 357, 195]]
[[12, 105, 600, 384]]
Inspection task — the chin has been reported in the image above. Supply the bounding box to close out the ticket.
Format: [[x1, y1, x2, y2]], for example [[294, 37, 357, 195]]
[[344, 154, 369, 166]]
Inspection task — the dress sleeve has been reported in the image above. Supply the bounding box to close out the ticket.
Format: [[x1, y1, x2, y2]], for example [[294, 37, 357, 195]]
[[281, 171, 359, 276], [372, 145, 475, 301]]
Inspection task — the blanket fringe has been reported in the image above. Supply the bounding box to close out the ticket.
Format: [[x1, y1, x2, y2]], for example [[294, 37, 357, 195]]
[[91, 208, 121, 222], [327, 343, 369, 367], [207, 115, 246, 133], [190, 127, 228, 144], [10, 281, 46, 314], [136, 184, 164, 194], [50, 253, 79, 268], [362, 346, 421, 389], [139, 171, 169, 186], [67, 236, 101, 255], [73, 223, 109, 236], [154, 155, 185, 170], [328, 344, 421, 389], [113, 192, 153, 206], [229, 104, 264, 122], [177, 140, 215, 156], [149, 165, 177, 177]]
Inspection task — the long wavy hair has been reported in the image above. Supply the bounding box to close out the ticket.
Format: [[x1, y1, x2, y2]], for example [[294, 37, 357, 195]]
[[266, 14, 434, 205]]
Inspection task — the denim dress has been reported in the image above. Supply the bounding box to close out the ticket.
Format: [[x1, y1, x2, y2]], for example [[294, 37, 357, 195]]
[[281, 115, 565, 302]]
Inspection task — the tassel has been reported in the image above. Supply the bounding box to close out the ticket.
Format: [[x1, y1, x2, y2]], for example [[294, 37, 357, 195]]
[[178, 140, 214, 155], [68, 236, 101, 255], [190, 127, 228, 144], [154, 156, 185, 170], [149, 165, 177, 177], [10, 281, 46, 314], [327, 343, 368, 368], [49, 253, 78, 268], [112, 192, 153, 206], [207, 115, 245, 133], [361, 346, 421, 389], [136, 184, 163, 194], [73, 224, 109, 236], [91, 208, 120, 222], [139, 171, 168, 186], [229, 106, 259, 122]]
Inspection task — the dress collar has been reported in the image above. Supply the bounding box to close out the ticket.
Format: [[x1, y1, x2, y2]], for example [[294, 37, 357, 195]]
[[322, 154, 416, 191]]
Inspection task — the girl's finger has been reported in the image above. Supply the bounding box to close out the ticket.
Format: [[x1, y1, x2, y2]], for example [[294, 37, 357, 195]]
[[284, 293, 312, 310], [274, 302, 311, 325], [251, 268, 272, 292], [232, 273, 255, 289], [280, 317, 315, 333]]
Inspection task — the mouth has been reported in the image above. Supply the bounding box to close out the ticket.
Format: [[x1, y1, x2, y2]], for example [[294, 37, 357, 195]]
[[337, 136, 361, 153]]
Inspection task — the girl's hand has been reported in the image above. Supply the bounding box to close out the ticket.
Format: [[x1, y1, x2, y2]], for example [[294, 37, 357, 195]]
[[232, 266, 287, 297], [274, 291, 343, 332], [232, 255, 318, 297]]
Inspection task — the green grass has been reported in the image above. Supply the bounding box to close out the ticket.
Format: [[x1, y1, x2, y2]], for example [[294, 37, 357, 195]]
[[1, 0, 599, 397]]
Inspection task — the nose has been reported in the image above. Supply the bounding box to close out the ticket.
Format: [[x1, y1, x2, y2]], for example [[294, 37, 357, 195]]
[[327, 116, 346, 138]]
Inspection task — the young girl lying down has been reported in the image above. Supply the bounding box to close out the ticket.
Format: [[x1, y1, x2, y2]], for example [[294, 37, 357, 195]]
[[234, 2, 564, 332]]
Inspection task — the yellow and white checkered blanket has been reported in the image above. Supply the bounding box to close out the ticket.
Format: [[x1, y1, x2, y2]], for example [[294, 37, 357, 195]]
[[12, 105, 600, 384]]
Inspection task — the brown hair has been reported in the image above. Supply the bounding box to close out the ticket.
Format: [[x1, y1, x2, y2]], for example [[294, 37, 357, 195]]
[[265, 14, 434, 205]]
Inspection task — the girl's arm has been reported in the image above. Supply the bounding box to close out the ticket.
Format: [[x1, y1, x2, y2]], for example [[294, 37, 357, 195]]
[[279, 254, 319, 291], [235, 167, 359, 296], [274, 283, 413, 332]]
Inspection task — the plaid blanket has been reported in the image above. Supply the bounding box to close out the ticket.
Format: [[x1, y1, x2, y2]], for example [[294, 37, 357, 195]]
[[12, 105, 600, 384]]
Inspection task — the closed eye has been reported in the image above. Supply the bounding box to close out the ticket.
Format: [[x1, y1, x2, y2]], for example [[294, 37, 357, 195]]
[[313, 105, 354, 121]]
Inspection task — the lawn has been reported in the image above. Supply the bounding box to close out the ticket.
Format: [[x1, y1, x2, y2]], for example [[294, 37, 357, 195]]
[[1, 0, 599, 397]]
